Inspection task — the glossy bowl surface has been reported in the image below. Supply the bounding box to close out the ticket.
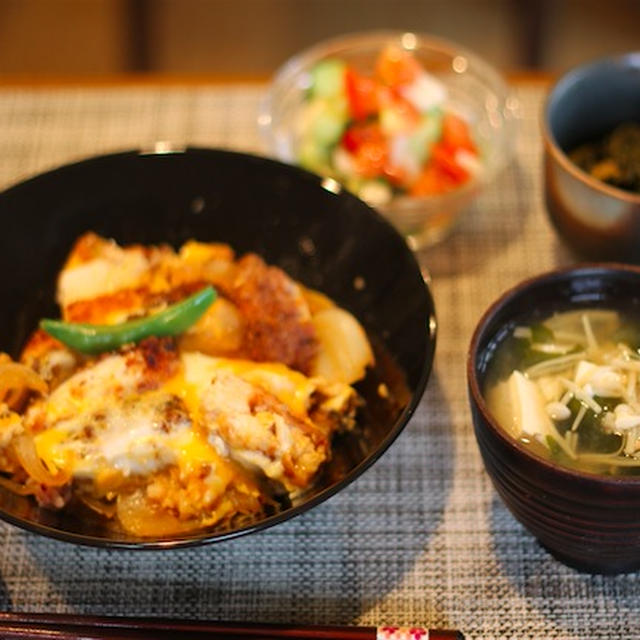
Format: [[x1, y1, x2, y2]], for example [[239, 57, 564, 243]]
[[0, 147, 436, 549], [260, 30, 518, 249], [543, 52, 640, 261], [468, 264, 640, 574]]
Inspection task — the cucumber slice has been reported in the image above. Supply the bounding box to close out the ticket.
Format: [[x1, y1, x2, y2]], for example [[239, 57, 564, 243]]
[[311, 104, 347, 146], [310, 59, 346, 98], [409, 107, 443, 164], [300, 95, 348, 148], [298, 139, 331, 174]]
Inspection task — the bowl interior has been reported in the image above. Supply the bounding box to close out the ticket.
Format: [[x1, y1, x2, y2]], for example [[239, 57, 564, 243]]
[[471, 264, 640, 480], [545, 52, 640, 152], [0, 148, 436, 548]]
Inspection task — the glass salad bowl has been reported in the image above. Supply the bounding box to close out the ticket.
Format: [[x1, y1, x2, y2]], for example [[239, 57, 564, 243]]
[[260, 30, 519, 249]]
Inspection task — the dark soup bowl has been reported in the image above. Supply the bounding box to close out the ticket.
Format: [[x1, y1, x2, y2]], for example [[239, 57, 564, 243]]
[[468, 264, 640, 574], [543, 52, 640, 261], [0, 147, 436, 549]]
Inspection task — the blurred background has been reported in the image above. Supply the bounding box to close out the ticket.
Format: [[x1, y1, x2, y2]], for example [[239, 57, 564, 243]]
[[0, 0, 638, 77]]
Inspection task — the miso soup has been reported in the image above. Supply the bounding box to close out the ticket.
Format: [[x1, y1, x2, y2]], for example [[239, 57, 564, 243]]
[[483, 308, 640, 476]]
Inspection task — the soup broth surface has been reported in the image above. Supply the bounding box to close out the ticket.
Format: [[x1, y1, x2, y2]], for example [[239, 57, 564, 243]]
[[484, 307, 640, 475]]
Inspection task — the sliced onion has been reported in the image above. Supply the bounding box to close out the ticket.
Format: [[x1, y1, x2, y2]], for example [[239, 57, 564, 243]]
[[12, 435, 69, 487], [117, 489, 194, 537], [0, 362, 47, 410]]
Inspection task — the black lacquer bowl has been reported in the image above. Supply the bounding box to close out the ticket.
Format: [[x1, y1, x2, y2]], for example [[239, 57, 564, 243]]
[[468, 264, 640, 574], [0, 148, 435, 548]]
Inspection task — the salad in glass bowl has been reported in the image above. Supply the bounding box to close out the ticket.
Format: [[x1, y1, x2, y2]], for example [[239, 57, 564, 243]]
[[298, 45, 481, 204], [261, 31, 518, 248]]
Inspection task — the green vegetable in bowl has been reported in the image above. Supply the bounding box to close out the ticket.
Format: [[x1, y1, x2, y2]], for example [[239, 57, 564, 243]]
[[40, 286, 216, 354], [310, 59, 346, 99], [569, 122, 640, 194]]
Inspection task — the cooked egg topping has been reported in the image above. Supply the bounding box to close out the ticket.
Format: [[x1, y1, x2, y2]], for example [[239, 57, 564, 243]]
[[27, 352, 218, 481], [24, 343, 355, 494], [181, 352, 318, 419]]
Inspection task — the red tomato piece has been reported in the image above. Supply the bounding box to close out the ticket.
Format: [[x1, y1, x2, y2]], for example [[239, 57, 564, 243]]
[[375, 45, 421, 86], [441, 113, 477, 154], [344, 67, 380, 120], [341, 126, 362, 153], [341, 122, 388, 178], [356, 141, 388, 177], [383, 162, 410, 188], [431, 143, 469, 184], [409, 163, 455, 196], [341, 122, 382, 152]]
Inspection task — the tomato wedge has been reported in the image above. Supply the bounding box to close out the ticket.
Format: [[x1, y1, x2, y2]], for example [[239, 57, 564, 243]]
[[344, 67, 380, 120], [341, 122, 388, 178], [375, 45, 421, 86], [441, 113, 477, 154], [431, 143, 469, 183], [410, 162, 457, 196]]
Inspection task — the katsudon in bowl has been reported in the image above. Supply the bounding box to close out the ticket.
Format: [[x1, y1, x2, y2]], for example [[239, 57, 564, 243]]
[[0, 148, 436, 548]]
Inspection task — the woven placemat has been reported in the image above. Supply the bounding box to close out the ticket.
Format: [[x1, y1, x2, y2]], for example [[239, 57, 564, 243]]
[[0, 83, 637, 640]]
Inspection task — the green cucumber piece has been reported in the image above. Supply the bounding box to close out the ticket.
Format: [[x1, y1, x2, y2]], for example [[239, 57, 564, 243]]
[[310, 59, 346, 98], [409, 107, 443, 164]]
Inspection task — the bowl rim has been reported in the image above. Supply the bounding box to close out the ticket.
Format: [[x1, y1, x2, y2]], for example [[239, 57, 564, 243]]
[[542, 51, 640, 204], [467, 262, 640, 488], [262, 27, 514, 121], [267, 28, 509, 81], [0, 146, 438, 549]]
